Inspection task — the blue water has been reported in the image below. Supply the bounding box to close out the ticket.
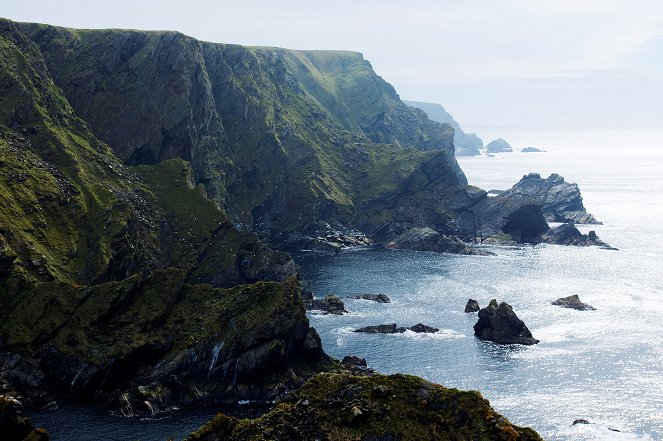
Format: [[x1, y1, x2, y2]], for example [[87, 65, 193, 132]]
[[27, 130, 663, 440], [300, 130, 663, 441]]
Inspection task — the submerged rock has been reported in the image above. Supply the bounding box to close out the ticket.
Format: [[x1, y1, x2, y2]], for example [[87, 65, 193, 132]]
[[486, 138, 513, 153], [552, 295, 596, 311], [465, 299, 480, 313], [341, 356, 367, 367], [347, 293, 391, 303], [186, 372, 544, 441], [307, 294, 347, 315], [474, 300, 539, 345], [541, 223, 614, 249]]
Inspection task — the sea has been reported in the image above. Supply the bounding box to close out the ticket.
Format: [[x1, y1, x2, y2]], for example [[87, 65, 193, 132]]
[[28, 129, 663, 440]]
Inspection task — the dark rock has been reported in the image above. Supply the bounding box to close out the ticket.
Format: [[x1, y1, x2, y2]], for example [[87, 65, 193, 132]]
[[486, 138, 513, 153], [0, 395, 49, 440], [341, 356, 367, 368], [354, 324, 406, 334], [521, 147, 544, 153], [465, 299, 480, 313], [409, 323, 439, 333], [572, 419, 591, 425], [347, 293, 391, 303], [387, 227, 473, 254], [474, 300, 539, 345], [541, 223, 615, 249], [552, 295, 596, 311], [307, 295, 347, 315]]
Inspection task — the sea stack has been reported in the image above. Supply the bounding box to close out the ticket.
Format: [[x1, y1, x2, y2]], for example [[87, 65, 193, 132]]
[[474, 300, 539, 345]]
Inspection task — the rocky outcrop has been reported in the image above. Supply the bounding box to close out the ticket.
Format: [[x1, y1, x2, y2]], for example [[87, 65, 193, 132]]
[[354, 324, 438, 334], [486, 138, 513, 153], [0, 396, 48, 441], [404, 100, 483, 156], [186, 372, 543, 441], [0, 273, 329, 414], [347, 293, 391, 303], [341, 356, 367, 367], [552, 295, 596, 311], [306, 295, 347, 315], [386, 227, 473, 254], [474, 300, 539, 345], [522, 147, 544, 153], [541, 223, 614, 249], [465, 299, 480, 312]]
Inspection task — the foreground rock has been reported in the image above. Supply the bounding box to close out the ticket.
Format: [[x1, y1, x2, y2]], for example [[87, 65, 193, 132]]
[[306, 294, 348, 315], [186, 372, 543, 441], [465, 299, 480, 312], [552, 295, 596, 311], [354, 324, 439, 334], [474, 300, 539, 345], [541, 223, 614, 249], [486, 138, 513, 153], [0, 395, 48, 440], [347, 293, 391, 303]]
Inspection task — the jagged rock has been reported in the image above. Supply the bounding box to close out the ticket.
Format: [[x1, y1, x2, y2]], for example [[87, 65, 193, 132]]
[[541, 223, 614, 249], [0, 395, 49, 440], [474, 300, 539, 345], [307, 295, 347, 315], [552, 295, 596, 311], [409, 323, 439, 333], [341, 356, 367, 367], [486, 138, 513, 153], [522, 147, 544, 153], [465, 299, 480, 313], [387, 227, 472, 254], [354, 324, 406, 334], [347, 293, 391, 303], [186, 372, 543, 441]]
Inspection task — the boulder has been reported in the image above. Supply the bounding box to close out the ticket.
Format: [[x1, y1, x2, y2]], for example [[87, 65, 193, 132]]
[[409, 323, 439, 333], [485, 138, 513, 153], [347, 293, 391, 303], [307, 295, 347, 315], [465, 299, 480, 313], [552, 295, 596, 311], [354, 324, 406, 334], [473, 300, 539, 345], [341, 356, 367, 367]]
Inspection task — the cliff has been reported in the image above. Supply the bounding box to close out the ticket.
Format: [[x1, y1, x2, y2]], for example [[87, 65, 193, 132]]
[[404, 100, 483, 156]]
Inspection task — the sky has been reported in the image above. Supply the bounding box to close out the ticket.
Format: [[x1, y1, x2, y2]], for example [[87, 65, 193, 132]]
[[2, 0, 662, 139]]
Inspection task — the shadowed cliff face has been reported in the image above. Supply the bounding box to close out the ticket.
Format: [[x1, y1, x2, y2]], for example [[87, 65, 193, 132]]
[[19, 23, 467, 237]]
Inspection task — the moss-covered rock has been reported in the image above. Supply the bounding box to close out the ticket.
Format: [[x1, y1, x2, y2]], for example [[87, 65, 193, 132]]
[[187, 372, 543, 441]]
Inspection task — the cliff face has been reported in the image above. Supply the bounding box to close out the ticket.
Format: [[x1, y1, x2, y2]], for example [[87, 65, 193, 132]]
[[404, 100, 483, 156], [0, 19, 324, 411], [19, 23, 468, 238]]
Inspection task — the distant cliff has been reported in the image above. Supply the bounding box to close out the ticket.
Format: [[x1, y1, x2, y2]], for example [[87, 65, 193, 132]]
[[404, 100, 483, 156]]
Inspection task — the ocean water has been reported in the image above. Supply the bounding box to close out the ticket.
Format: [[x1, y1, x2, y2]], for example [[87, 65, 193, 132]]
[[27, 129, 663, 440], [299, 129, 663, 440]]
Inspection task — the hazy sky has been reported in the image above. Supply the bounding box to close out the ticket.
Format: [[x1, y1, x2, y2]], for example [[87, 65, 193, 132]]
[[2, 0, 662, 138]]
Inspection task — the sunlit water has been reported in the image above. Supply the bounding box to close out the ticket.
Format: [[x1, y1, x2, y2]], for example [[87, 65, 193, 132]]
[[300, 129, 663, 441], [28, 130, 663, 440]]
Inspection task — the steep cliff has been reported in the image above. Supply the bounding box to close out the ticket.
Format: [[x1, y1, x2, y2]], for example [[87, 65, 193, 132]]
[[404, 100, 483, 156], [19, 23, 468, 239]]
